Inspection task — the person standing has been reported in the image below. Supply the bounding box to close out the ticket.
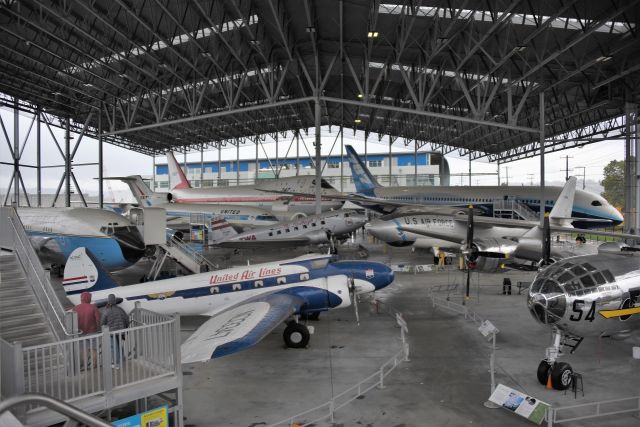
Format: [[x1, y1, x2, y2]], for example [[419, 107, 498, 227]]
[[101, 294, 129, 369], [73, 291, 100, 369]]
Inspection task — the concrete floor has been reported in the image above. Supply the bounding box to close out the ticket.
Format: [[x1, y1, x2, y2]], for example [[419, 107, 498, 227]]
[[173, 241, 639, 427], [52, 236, 639, 426]]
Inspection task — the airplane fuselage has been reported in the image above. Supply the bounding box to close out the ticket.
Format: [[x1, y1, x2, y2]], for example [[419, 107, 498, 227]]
[[363, 185, 622, 229], [528, 252, 640, 338], [18, 207, 145, 270], [66, 254, 393, 317]]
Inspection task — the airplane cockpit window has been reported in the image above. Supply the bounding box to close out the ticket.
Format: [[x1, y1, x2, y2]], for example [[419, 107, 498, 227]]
[[592, 271, 606, 285], [344, 213, 350, 217], [602, 270, 615, 283], [257, 214, 278, 221], [591, 200, 602, 206], [530, 278, 544, 293], [564, 280, 582, 293], [540, 280, 562, 295], [579, 275, 595, 288], [570, 265, 587, 276], [582, 262, 597, 271], [311, 259, 329, 269], [557, 271, 573, 284]]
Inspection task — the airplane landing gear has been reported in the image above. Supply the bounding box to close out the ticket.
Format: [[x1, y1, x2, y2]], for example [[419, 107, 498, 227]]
[[283, 321, 310, 348], [537, 327, 575, 390]]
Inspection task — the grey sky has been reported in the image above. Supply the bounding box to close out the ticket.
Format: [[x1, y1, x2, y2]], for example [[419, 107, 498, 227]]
[[0, 107, 624, 199]]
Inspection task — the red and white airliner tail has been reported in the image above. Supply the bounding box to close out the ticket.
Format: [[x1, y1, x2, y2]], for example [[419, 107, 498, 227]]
[[167, 151, 191, 190]]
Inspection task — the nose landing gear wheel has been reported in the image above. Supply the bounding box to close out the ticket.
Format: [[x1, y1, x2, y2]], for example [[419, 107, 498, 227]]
[[283, 322, 310, 348], [550, 362, 573, 390], [537, 360, 551, 386]]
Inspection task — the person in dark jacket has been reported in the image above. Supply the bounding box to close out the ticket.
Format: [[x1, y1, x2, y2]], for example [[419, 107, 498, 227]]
[[102, 294, 129, 369], [73, 291, 100, 369]]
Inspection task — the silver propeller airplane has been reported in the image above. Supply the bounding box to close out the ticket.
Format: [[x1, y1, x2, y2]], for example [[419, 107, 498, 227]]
[[528, 242, 640, 390], [209, 210, 367, 251]]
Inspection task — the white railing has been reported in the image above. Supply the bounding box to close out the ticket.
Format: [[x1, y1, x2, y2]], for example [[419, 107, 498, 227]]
[[168, 235, 216, 271], [267, 300, 410, 427], [2, 307, 181, 422], [0, 206, 77, 339], [428, 292, 485, 325], [547, 396, 640, 425]]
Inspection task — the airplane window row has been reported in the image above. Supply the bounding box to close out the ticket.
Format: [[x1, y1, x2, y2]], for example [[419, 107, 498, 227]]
[[268, 222, 322, 237], [209, 273, 311, 294]]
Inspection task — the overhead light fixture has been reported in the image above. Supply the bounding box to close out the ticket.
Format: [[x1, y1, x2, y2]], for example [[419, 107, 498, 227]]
[[367, 31, 379, 38], [596, 55, 613, 63], [513, 45, 527, 53], [200, 52, 213, 57], [249, 40, 261, 46], [118, 73, 128, 78], [52, 91, 62, 96], [83, 83, 94, 87], [357, 93, 364, 99], [354, 118, 362, 124], [306, 26, 316, 33]]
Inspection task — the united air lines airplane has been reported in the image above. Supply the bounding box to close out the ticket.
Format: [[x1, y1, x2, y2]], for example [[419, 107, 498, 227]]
[[18, 207, 146, 271], [63, 247, 394, 361], [165, 151, 343, 218]]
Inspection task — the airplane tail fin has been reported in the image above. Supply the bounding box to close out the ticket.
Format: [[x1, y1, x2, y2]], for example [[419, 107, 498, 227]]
[[167, 151, 192, 190], [104, 175, 164, 207], [62, 247, 119, 295], [345, 145, 381, 195], [209, 216, 238, 243], [549, 176, 577, 226]]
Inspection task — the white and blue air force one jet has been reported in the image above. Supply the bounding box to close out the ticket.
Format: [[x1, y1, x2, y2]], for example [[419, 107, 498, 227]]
[[63, 248, 394, 362], [18, 207, 146, 271]]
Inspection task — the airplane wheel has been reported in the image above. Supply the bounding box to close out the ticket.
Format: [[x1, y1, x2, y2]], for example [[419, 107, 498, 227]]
[[551, 362, 573, 390], [537, 360, 551, 385], [283, 323, 310, 348]]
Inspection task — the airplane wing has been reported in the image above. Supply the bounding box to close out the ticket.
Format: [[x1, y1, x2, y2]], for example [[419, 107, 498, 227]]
[[549, 226, 639, 241], [181, 293, 304, 363], [215, 237, 315, 249]]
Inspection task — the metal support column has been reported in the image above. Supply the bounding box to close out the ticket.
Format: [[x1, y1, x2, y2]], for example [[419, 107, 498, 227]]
[[217, 144, 221, 184], [236, 142, 240, 186], [275, 133, 279, 178], [340, 127, 344, 192], [36, 107, 41, 206], [98, 112, 103, 208], [256, 139, 259, 182], [624, 103, 637, 233], [200, 147, 204, 187], [539, 92, 545, 226], [65, 117, 71, 207], [388, 135, 392, 186], [13, 99, 19, 206], [635, 110, 640, 234], [314, 98, 322, 215], [468, 152, 472, 186], [296, 131, 300, 176], [414, 143, 418, 185], [497, 160, 500, 186], [152, 155, 156, 191]]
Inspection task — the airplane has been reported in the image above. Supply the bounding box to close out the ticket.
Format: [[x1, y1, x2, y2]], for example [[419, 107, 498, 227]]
[[17, 207, 146, 271], [209, 210, 367, 251], [368, 177, 639, 272], [342, 145, 622, 229], [165, 151, 344, 218], [107, 175, 280, 231], [527, 241, 640, 390], [62, 246, 394, 361]]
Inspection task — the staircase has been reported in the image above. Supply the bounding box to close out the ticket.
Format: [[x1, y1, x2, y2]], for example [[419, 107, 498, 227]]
[[0, 252, 55, 347], [493, 199, 539, 221], [146, 236, 216, 280]]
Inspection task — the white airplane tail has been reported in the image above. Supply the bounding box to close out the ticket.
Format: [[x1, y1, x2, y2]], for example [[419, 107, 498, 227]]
[[209, 216, 238, 243], [167, 151, 192, 190], [105, 175, 165, 207], [548, 176, 577, 227], [62, 247, 119, 295]]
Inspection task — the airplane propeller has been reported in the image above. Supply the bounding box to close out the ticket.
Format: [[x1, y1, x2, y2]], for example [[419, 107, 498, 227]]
[[348, 276, 360, 325]]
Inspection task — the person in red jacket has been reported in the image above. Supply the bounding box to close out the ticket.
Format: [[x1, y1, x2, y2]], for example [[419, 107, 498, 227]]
[[73, 291, 100, 369]]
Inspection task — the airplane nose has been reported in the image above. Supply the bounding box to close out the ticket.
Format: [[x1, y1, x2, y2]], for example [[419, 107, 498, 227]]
[[113, 228, 146, 264], [375, 265, 394, 290], [367, 220, 397, 242]]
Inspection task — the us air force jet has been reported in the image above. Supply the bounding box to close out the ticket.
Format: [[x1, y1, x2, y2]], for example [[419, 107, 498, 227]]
[[63, 247, 394, 361], [108, 175, 279, 231], [210, 210, 367, 251], [165, 152, 343, 218], [368, 178, 637, 271], [528, 243, 640, 390], [343, 145, 622, 229], [17, 207, 146, 271]]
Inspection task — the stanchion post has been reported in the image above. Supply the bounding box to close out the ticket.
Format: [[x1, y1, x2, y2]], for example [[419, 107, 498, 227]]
[[329, 399, 335, 423]]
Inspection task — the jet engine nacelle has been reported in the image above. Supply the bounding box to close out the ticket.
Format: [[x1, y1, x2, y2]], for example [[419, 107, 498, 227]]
[[271, 199, 291, 213], [290, 212, 307, 221], [166, 192, 174, 202], [597, 241, 640, 254], [305, 229, 332, 245]]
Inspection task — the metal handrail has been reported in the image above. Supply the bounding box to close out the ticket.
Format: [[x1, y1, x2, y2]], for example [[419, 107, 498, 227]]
[[169, 235, 216, 270], [548, 395, 640, 425], [0, 393, 112, 427], [6, 211, 76, 337]]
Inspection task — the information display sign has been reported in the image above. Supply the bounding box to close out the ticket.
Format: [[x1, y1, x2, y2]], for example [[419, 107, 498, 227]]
[[112, 405, 168, 427], [488, 384, 549, 425]]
